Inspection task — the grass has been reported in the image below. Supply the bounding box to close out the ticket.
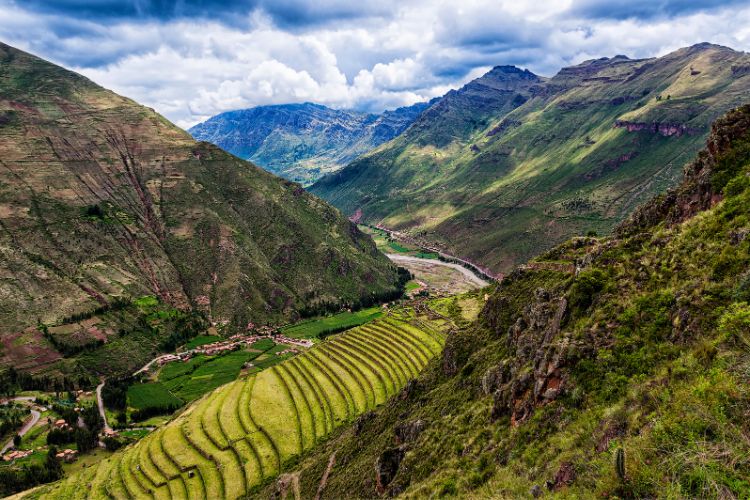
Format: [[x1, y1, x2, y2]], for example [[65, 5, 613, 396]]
[[167, 351, 252, 401], [28, 310, 449, 499], [281, 306, 383, 339], [127, 382, 183, 410], [249, 338, 276, 351], [183, 335, 222, 349]]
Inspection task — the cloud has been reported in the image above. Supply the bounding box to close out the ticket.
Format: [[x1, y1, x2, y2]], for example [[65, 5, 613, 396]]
[[0, 0, 748, 128]]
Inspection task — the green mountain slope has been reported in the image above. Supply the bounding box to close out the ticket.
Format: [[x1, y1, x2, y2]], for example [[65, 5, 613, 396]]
[[275, 105, 750, 498], [19, 311, 448, 499], [0, 42, 400, 375], [311, 43, 750, 275]]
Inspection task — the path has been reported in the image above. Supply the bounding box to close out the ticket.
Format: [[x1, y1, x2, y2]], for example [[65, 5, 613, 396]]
[[133, 354, 173, 376], [386, 254, 489, 288], [1, 397, 41, 454], [95, 380, 111, 432]]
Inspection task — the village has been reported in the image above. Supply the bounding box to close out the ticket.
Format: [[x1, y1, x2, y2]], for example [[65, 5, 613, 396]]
[[148, 325, 314, 371]]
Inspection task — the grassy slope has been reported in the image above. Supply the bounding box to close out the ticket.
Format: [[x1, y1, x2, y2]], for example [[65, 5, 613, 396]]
[[312, 44, 750, 275], [21, 309, 449, 499], [271, 106, 750, 499], [0, 42, 400, 375]]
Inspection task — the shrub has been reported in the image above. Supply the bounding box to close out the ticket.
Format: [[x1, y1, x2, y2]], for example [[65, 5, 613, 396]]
[[568, 269, 608, 314]]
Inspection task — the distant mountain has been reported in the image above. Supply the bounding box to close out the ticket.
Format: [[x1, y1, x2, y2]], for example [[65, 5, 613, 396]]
[[311, 43, 750, 275], [189, 101, 431, 185], [0, 42, 401, 375]]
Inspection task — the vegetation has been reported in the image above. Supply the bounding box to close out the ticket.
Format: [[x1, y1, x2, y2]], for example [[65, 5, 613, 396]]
[[258, 105, 750, 499], [25, 310, 448, 498], [127, 383, 183, 411], [0, 41, 402, 378], [281, 306, 384, 339], [312, 44, 750, 277]]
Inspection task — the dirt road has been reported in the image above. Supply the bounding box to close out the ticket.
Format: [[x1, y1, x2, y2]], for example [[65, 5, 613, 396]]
[[96, 380, 112, 432]]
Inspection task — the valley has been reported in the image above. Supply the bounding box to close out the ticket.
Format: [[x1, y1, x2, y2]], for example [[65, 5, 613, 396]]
[[0, 15, 749, 499], [312, 43, 750, 276], [189, 102, 430, 185]]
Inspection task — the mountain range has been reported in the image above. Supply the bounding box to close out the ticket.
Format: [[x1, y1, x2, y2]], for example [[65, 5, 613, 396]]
[[189, 101, 430, 185], [0, 42, 400, 375], [260, 102, 750, 499], [311, 43, 750, 275]]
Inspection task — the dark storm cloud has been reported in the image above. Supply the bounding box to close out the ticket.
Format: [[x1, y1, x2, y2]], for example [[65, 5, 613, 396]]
[[16, 0, 394, 28]]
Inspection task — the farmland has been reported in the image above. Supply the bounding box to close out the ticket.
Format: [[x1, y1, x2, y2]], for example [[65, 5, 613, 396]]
[[127, 383, 183, 411], [124, 339, 290, 423], [28, 308, 447, 499], [280, 306, 383, 339]]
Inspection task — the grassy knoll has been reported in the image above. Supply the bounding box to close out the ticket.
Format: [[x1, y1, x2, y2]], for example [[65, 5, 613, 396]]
[[26, 308, 449, 499], [281, 306, 383, 339]]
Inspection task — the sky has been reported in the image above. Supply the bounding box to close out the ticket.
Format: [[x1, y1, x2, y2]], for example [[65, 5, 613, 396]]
[[1, 1, 749, 129]]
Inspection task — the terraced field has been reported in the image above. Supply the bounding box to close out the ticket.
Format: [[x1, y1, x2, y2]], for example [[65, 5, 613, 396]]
[[23, 312, 446, 499]]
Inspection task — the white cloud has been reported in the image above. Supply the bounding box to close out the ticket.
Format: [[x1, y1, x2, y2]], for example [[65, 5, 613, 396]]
[[1, 0, 749, 128]]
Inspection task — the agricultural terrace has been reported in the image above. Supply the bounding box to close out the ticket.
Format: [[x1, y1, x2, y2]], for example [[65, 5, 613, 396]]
[[27, 309, 448, 499], [280, 306, 383, 340], [122, 338, 296, 424]]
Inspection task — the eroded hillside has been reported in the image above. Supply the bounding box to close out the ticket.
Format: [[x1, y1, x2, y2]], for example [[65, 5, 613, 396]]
[[0, 42, 401, 375]]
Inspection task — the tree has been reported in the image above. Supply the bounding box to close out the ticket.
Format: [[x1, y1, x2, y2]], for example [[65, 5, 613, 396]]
[[12, 434, 20, 447]]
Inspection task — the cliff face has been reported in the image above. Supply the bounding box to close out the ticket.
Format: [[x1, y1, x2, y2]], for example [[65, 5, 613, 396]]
[[312, 43, 750, 275], [189, 101, 430, 185], [0, 42, 400, 374], [269, 105, 750, 499]]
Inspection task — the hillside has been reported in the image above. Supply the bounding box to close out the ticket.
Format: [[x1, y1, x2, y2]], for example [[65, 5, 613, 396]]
[[19, 308, 451, 498], [272, 105, 750, 498], [189, 101, 430, 185], [312, 43, 750, 275], [0, 42, 401, 376]]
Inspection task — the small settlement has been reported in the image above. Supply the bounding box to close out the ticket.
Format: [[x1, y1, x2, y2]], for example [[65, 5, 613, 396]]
[[154, 329, 313, 368]]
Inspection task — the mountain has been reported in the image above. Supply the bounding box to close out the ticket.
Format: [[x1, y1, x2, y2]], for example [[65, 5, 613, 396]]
[[311, 43, 750, 276], [263, 105, 750, 498], [189, 101, 430, 185], [0, 42, 401, 375]]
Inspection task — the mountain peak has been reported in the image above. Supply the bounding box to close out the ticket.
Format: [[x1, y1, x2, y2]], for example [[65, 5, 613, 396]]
[[484, 65, 540, 81]]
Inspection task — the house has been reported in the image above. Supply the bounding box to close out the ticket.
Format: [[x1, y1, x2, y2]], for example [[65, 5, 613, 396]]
[[55, 449, 78, 463], [3, 449, 33, 461]]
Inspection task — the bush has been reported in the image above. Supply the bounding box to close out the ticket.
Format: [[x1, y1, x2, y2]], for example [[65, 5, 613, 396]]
[[568, 269, 608, 314]]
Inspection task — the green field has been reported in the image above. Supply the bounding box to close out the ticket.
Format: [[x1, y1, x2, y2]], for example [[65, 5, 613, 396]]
[[183, 335, 222, 349], [32, 310, 447, 499], [249, 338, 276, 351], [127, 383, 183, 410], [281, 306, 384, 339], [126, 341, 282, 420]]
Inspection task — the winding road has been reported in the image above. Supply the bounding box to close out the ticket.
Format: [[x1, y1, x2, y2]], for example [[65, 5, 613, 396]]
[[95, 380, 112, 433], [0, 397, 41, 454], [386, 253, 489, 288]]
